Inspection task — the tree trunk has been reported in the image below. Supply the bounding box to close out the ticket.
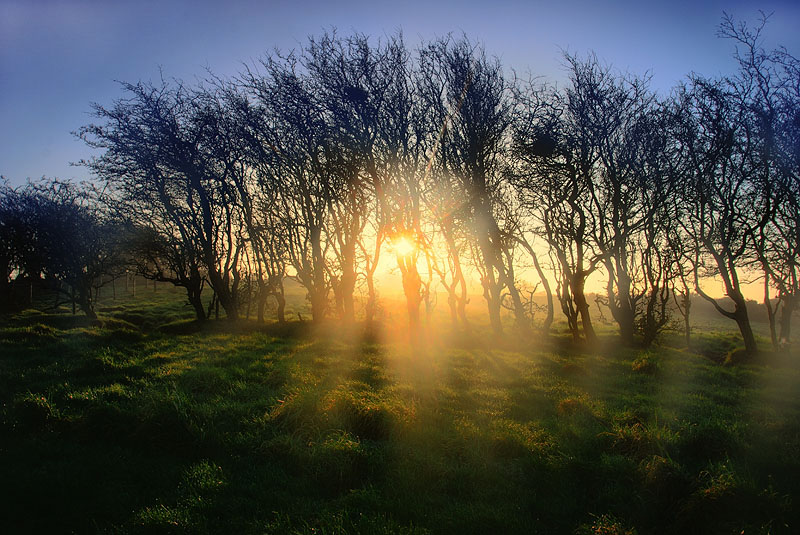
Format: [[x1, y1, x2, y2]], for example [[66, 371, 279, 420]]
[[778, 294, 795, 347], [616, 304, 636, 345], [341, 269, 356, 325], [309, 287, 327, 324], [606, 259, 635, 345], [245, 278, 252, 320], [763, 277, 778, 349], [188, 287, 206, 322], [399, 255, 422, 340], [208, 272, 238, 321], [502, 254, 530, 333], [571, 272, 596, 343], [731, 291, 758, 355], [528, 246, 554, 333], [443, 229, 470, 330], [484, 276, 503, 337], [557, 272, 580, 341], [340, 234, 357, 324], [447, 290, 459, 329], [275, 287, 286, 324], [479, 241, 503, 336], [310, 226, 327, 323], [78, 284, 97, 320], [206, 290, 216, 319], [735, 309, 758, 356], [682, 291, 692, 349]]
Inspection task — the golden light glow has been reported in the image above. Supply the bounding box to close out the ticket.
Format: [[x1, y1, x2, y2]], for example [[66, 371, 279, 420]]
[[392, 235, 416, 258]]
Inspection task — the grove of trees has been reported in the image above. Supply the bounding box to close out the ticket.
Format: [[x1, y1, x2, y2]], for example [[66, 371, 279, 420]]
[[2, 16, 798, 356]]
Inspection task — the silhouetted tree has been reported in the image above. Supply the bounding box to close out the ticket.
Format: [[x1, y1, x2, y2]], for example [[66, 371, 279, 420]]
[[0, 180, 25, 309], [511, 77, 601, 342], [669, 76, 759, 355], [418, 35, 527, 336], [80, 79, 246, 321], [241, 53, 333, 323], [303, 32, 424, 331], [8, 179, 123, 318], [719, 12, 800, 349]]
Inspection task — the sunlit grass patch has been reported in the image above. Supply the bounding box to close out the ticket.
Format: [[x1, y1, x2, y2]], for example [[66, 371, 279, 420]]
[[631, 351, 660, 375], [0, 322, 60, 344], [487, 418, 554, 459], [323, 386, 398, 441], [602, 421, 675, 461], [2, 296, 800, 533]]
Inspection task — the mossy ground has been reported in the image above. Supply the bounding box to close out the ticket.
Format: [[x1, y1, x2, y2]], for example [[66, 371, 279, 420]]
[[1, 287, 799, 534]]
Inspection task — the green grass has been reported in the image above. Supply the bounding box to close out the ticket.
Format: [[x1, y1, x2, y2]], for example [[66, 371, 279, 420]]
[[1, 288, 799, 534]]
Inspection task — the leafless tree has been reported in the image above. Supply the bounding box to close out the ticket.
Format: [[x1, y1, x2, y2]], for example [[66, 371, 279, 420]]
[[81, 80, 248, 320], [719, 12, 800, 349], [511, 77, 601, 342], [418, 35, 528, 336], [668, 76, 759, 354]]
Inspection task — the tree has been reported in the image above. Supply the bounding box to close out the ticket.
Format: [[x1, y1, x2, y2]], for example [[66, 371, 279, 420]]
[[7, 179, 123, 319], [240, 52, 334, 323], [669, 76, 760, 355], [511, 76, 602, 342], [719, 12, 800, 349], [418, 35, 527, 336], [0, 179, 26, 310], [303, 31, 424, 331], [80, 79, 247, 321]]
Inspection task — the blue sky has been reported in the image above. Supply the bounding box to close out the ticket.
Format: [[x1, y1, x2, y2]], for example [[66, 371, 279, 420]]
[[1, 0, 798, 186]]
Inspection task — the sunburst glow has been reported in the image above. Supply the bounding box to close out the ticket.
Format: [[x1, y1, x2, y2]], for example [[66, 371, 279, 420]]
[[392, 235, 416, 258]]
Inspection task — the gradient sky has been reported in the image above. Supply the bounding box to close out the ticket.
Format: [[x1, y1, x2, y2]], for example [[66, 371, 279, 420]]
[[1, 0, 798, 186]]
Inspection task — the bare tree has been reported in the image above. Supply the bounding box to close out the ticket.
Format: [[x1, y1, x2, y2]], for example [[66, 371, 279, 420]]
[[719, 12, 800, 349], [425, 172, 471, 330], [8, 179, 123, 319], [669, 76, 759, 355], [511, 78, 601, 342], [418, 35, 527, 336], [80, 79, 248, 320], [240, 55, 332, 323], [0, 179, 27, 310]]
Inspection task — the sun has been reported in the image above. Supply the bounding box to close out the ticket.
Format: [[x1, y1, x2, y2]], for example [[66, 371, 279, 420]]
[[392, 235, 416, 258]]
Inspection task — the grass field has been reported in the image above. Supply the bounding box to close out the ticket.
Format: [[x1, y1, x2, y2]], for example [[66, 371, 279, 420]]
[[1, 286, 799, 534]]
